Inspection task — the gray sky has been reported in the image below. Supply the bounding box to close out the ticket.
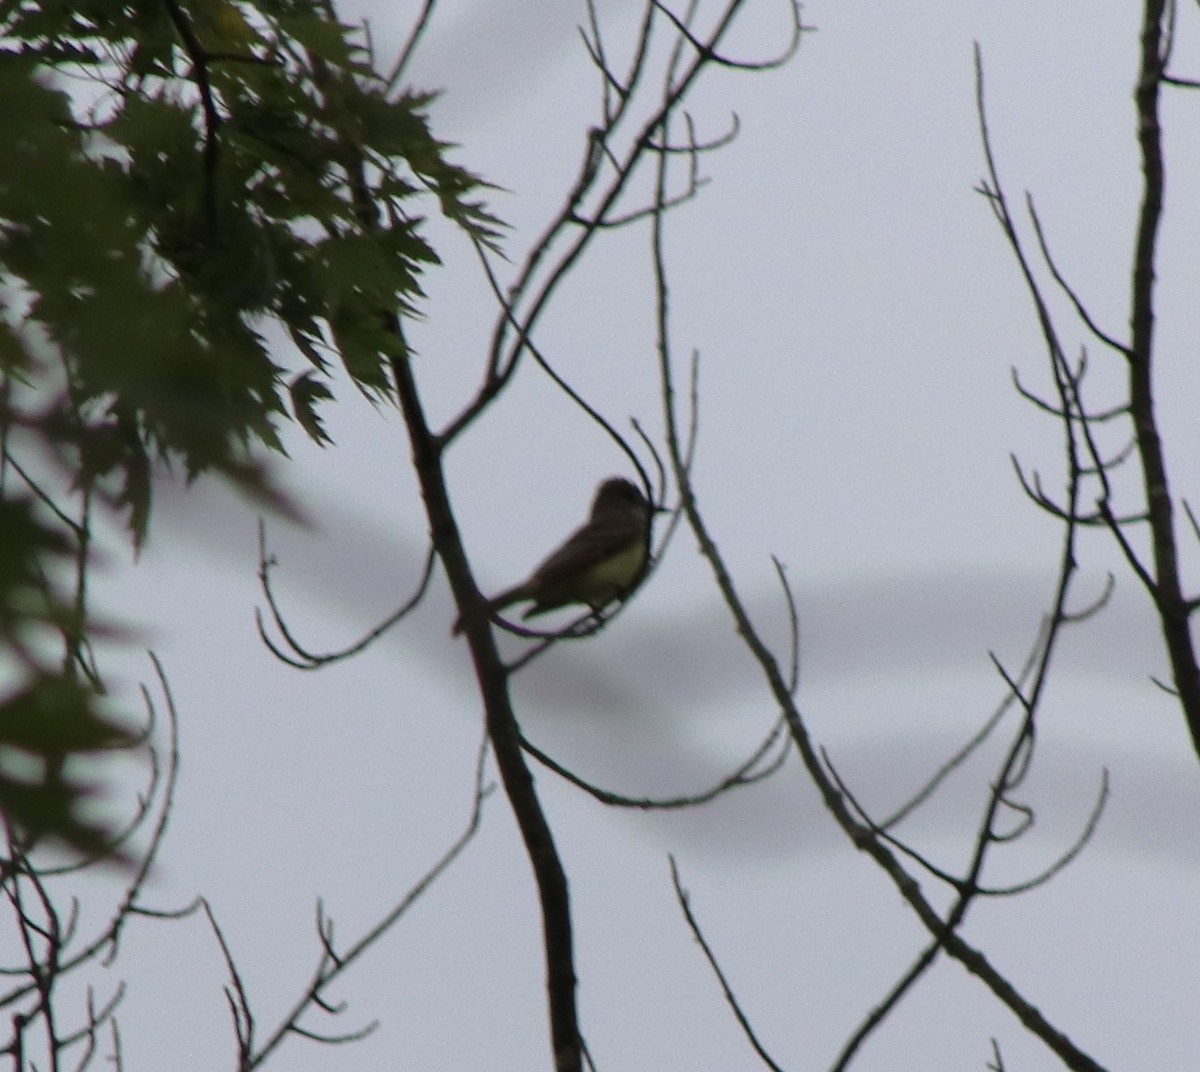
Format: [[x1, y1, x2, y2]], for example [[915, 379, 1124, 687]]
[[68, 1, 1200, 1069]]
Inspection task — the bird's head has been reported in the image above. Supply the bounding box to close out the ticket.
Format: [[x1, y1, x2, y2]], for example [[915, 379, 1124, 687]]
[[591, 477, 655, 519]]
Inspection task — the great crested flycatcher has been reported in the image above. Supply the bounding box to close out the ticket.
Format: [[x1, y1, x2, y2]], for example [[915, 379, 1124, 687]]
[[453, 477, 659, 634]]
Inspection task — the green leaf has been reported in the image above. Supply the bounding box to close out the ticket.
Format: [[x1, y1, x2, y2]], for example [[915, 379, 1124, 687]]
[[0, 676, 135, 755], [276, 12, 362, 67], [289, 370, 335, 445], [0, 673, 138, 860], [0, 773, 117, 860]]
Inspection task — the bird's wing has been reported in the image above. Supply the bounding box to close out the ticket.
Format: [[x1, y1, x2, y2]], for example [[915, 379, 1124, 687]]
[[481, 527, 612, 615], [525, 519, 643, 592]]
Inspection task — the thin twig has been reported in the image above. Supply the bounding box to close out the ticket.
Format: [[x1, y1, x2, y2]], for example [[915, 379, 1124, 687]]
[[521, 715, 788, 809], [669, 857, 787, 1072]]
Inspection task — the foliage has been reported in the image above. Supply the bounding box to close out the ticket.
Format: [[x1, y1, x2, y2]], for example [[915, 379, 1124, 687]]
[[0, 0, 500, 853]]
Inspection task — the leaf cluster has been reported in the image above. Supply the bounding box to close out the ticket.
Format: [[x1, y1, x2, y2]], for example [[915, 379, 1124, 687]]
[[0, 0, 501, 853], [1, 0, 500, 526], [0, 492, 139, 857]]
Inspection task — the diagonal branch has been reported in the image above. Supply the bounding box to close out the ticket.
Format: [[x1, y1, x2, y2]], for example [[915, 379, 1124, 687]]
[[670, 857, 787, 1072]]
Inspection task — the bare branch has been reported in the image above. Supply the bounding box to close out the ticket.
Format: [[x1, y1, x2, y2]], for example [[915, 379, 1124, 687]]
[[256, 523, 438, 669], [239, 730, 493, 1069], [979, 770, 1109, 896], [880, 622, 1043, 830], [770, 557, 802, 694], [202, 899, 255, 1060], [829, 939, 941, 1072], [385, 0, 437, 89], [669, 857, 787, 1072], [640, 45, 1109, 1072], [443, 0, 800, 448], [650, 0, 807, 71], [521, 714, 788, 809], [1024, 194, 1130, 358]]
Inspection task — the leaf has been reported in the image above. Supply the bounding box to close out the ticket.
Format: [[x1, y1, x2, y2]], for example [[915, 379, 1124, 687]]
[[0, 496, 74, 641], [289, 370, 335, 445], [328, 305, 403, 398], [0, 676, 136, 755], [288, 323, 332, 374], [0, 673, 138, 860], [276, 12, 362, 67], [0, 772, 119, 861]]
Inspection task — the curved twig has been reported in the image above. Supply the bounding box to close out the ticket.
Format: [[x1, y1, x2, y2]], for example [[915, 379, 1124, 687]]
[[979, 769, 1109, 896], [650, 0, 807, 72], [521, 714, 788, 810], [256, 522, 438, 669]]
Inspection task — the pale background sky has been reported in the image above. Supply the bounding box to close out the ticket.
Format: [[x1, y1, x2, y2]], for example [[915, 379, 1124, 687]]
[[64, 1, 1200, 1069]]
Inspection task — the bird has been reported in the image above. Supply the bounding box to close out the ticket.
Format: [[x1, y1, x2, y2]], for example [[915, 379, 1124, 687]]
[[453, 477, 659, 634]]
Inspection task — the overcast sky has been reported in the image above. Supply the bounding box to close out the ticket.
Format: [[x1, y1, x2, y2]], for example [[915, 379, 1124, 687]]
[[66, 1, 1200, 1069]]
